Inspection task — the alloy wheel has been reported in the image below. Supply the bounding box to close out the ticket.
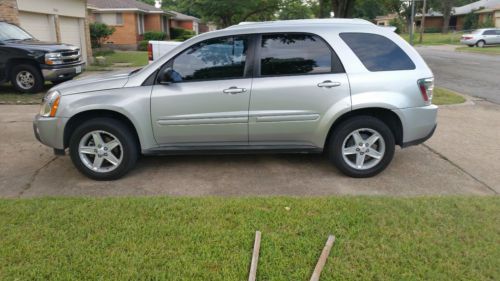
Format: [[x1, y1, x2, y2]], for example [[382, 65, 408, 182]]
[[341, 128, 386, 170], [16, 71, 35, 90], [78, 130, 123, 173]]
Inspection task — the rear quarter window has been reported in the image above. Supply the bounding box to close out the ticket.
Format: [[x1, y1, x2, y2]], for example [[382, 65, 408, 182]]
[[340, 32, 416, 72]]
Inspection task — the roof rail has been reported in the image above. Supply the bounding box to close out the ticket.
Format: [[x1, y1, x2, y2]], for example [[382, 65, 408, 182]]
[[226, 18, 374, 29]]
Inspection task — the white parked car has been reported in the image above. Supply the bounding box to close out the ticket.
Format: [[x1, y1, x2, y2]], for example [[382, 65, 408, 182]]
[[147, 40, 181, 63], [460, 28, 500, 47]]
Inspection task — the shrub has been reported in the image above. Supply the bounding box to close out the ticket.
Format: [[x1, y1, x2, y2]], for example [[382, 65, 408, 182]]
[[138, 40, 149, 51], [170, 27, 196, 41], [463, 11, 479, 31], [389, 18, 404, 34], [478, 17, 495, 28], [143, 31, 167, 41], [89, 23, 115, 48]]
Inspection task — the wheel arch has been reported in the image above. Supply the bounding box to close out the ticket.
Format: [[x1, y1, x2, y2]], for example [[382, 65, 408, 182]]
[[324, 107, 404, 148], [5, 58, 42, 77], [63, 110, 141, 152]]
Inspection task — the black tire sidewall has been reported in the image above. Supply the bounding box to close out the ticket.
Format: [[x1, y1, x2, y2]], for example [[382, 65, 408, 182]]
[[69, 118, 138, 180], [476, 40, 485, 48], [329, 116, 395, 178], [10, 64, 44, 93]]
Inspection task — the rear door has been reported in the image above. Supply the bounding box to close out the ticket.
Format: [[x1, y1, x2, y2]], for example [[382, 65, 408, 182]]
[[249, 33, 350, 147], [483, 30, 497, 44]]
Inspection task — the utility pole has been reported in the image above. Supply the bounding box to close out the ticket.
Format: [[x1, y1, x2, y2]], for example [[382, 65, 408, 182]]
[[410, 0, 416, 45]]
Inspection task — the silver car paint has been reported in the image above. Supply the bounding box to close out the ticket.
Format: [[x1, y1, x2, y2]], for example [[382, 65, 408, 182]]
[[34, 19, 437, 153]]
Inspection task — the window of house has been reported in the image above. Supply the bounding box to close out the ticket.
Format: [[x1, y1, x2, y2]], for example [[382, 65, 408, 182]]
[[340, 32, 416, 72], [137, 14, 145, 35], [259, 33, 338, 76], [95, 13, 122, 26], [169, 36, 248, 82]]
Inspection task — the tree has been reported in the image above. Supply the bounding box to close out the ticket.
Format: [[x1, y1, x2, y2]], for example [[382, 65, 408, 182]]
[[89, 23, 115, 48], [330, 0, 356, 18], [279, 0, 314, 20]]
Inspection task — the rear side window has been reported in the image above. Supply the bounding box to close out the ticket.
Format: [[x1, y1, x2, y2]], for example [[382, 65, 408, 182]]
[[483, 30, 496, 35], [340, 33, 416, 72], [259, 33, 343, 76]]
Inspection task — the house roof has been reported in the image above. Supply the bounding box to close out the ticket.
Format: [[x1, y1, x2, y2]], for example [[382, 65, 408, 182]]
[[88, 0, 172, 14], [168, 10, 200, 22], [453, 0, 500, 15]]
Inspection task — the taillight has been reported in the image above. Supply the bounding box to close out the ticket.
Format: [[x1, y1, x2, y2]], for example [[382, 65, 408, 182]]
[[417, 78, 434, 105], [462, 36, 473, 40], [147, 43, 153, 61]]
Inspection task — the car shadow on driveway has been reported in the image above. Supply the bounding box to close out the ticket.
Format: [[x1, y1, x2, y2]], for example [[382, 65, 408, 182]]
[[11, 145, 492, 198]]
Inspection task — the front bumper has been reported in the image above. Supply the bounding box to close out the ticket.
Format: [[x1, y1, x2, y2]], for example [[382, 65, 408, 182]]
[[33, 114, 68, 150], [41, 62, 85, 81], [393, 104, 438, 148]]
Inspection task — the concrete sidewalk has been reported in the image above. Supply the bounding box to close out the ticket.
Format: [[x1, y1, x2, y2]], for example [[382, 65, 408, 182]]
[[0, 102, 498, 198]]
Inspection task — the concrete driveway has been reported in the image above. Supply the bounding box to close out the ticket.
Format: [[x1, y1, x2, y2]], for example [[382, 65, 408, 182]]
[[0, 100, 498, 198]]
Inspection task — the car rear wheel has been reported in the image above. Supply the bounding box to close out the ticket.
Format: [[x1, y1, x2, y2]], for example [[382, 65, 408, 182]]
[[476, 40, 485, 48], [69, 118, 138, 180], [10, 64, 44, 93], [328, 116, 395, 178]]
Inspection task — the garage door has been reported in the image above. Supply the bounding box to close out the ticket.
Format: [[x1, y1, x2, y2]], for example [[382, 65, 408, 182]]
[[59, 16, 87, 62], [18, 12, 56, 42]]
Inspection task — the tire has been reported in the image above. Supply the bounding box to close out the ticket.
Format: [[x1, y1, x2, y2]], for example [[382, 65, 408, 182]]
[[69, 118, 138, 180], [476, 40, 485, 48], [10, 64, 44, 93], [328, 116, 395, 178]]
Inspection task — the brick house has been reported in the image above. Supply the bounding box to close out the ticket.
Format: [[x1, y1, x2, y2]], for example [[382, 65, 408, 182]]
[[168, 10, 201, 35], [0, 0, 92, 62], [87, 0, 174, 50]]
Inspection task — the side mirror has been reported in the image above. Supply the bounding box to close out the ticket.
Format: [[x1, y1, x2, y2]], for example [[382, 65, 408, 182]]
[[158, 67, 175, 85]]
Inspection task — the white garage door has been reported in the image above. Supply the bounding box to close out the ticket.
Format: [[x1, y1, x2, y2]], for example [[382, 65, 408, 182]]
[[18, 12, 56, 42], [59, 16, 87, 62]]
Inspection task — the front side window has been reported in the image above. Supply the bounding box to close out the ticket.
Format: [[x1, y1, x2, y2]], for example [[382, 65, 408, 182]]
[[259, 33, 335, 76], [340, 32, 416, 72], [171, 36, 248, 82]]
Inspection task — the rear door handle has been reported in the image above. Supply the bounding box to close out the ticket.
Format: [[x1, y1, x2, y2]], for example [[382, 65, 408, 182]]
[[317, 80, 341, 88], [223, 87, 247, 94]]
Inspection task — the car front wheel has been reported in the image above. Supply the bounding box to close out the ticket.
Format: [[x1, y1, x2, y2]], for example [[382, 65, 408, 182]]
[[10, 64, 44, 93], [328, 116, 395, 178], [69, 118, 138, 180]]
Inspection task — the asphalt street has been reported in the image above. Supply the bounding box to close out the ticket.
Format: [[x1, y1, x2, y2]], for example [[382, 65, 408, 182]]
[[417, 46, 500, 104]]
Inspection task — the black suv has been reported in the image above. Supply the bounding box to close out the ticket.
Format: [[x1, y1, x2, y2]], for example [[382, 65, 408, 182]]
[[0, 21, 85, 93]]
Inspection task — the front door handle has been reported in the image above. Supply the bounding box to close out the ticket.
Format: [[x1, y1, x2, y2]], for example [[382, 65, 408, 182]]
[[223, 87, 247, 94], [317, 81, 341, 88]]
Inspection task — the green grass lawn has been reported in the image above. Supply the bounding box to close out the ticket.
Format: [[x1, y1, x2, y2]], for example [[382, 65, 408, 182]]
[[401, 32, 463, 45], [433, 87, 466, 105], [456, 46, 500, 55], [93, 51, 148, 67], [0, 83, 51, 104], [1, 197, 498, 280]]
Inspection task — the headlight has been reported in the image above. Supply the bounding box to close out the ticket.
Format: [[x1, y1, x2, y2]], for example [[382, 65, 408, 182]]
[[39, 91, 61, 117], [45, 52, 63, 65]]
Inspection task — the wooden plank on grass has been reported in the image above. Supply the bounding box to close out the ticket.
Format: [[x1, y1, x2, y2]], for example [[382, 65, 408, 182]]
[[248, 231, 261, 281], [309, 235, 335, 281]]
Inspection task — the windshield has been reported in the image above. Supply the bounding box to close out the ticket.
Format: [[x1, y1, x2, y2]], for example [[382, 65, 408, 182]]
[[0, 22, 33, 41]]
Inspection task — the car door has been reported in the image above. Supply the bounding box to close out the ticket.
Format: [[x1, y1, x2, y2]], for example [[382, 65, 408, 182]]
[[495, 30, 500, 44], [482, 30, 495, 44], [150, 35, 253, 145], [248, 33, 350, 148]]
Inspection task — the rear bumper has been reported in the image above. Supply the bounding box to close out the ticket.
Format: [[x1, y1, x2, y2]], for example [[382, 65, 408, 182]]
[[393, 104, 438, 148], [460, 39, 477, 45], [41, 62, 85, 81], [33, 114, 68, 150]]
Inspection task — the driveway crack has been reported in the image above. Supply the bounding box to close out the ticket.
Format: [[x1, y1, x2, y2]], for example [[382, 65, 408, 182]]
[[422, 144, 498, 194], [18, 156, 58, 198]]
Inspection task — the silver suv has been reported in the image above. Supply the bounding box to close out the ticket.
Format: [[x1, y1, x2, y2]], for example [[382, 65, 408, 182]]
[[33, 19, 437, 180]]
